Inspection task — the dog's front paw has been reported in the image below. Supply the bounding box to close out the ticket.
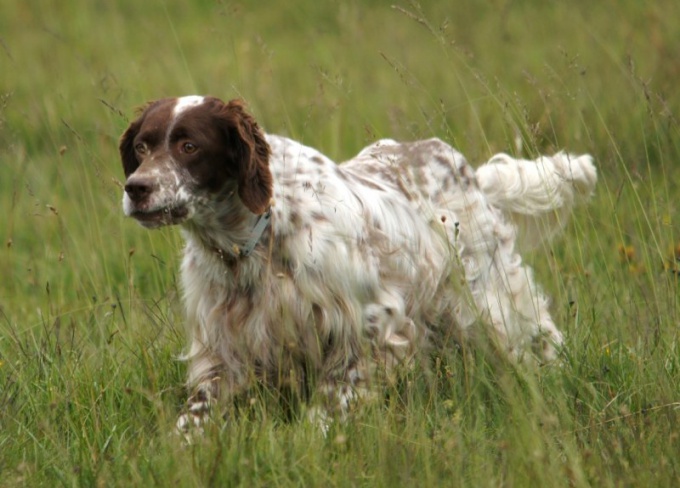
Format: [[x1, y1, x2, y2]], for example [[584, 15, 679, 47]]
[[175, 386, 215, 443], [176, 412, 206, 443]]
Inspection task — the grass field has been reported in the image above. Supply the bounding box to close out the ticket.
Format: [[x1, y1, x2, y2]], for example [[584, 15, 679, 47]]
[[1, 0, 679, 486]]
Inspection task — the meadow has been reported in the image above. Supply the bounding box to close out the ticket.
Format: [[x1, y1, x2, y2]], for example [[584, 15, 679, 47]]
[[1, 0, 679, 485]]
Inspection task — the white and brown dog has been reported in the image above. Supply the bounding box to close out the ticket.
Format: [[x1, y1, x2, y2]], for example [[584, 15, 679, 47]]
[[120, 96, 596, 432]]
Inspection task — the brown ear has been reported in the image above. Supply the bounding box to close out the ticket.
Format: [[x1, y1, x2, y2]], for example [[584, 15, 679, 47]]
[[214, 98, 273, 214], [119, 116, 143, 177], [119, 101, 161, 177]]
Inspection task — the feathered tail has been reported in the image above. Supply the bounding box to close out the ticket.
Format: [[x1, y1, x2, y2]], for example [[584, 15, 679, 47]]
[[475, 152, 597, 250]]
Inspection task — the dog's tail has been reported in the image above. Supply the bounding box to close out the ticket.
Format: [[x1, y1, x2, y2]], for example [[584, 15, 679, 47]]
[[476, 152, 597, 250]]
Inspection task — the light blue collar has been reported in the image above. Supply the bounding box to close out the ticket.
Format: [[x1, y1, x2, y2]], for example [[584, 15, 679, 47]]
[[239, 208, 272, 257]]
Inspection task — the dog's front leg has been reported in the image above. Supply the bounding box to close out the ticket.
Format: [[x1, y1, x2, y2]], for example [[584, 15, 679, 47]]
[[175, 346, 239, 440]]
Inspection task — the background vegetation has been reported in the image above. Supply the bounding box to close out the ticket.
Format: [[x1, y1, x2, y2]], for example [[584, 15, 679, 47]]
[[1, 0, 679, 485]]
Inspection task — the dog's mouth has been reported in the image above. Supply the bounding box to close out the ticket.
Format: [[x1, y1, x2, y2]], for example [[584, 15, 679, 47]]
[[130, 206, 189, 228]]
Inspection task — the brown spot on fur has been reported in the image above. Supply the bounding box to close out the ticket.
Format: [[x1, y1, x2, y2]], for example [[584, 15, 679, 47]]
[[434, 155, 454, 170], [335, 166, 349, 180], [311, 211, 329, 223], [289, 210, 301, 227], [312, 303, 324, 328], [348, 172, 385, 191], [394, 174, 413, 201]]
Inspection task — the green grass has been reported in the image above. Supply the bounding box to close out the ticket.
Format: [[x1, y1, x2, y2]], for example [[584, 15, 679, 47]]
[[1, 0, 679, 485]]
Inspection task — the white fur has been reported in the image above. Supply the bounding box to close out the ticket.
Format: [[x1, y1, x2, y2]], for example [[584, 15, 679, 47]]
[[476, 152, 597, 249], [173, 95, 205, 117]]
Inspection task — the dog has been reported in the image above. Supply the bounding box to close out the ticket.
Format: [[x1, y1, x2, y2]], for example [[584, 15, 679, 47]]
[[119, 95, 596, 432]]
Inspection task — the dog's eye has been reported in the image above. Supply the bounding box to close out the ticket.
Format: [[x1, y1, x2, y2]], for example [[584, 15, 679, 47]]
[[182, 142, 198, 154], [134, 143, 147, 155]]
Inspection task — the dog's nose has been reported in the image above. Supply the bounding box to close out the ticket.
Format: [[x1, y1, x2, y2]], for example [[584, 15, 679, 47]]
[[124, 176, 156, 203]]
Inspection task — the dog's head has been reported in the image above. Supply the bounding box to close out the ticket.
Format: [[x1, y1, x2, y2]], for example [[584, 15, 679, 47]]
[[119, 96, 272, 228]]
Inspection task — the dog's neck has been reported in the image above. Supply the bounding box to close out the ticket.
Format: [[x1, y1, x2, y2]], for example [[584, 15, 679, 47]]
[[238, 207, 272, 257], [182, 201, 272, 267]]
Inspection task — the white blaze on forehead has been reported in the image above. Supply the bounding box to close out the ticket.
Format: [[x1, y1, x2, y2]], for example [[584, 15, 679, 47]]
[[167, 96, 205, 148], [173, 95, 205, 117]]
